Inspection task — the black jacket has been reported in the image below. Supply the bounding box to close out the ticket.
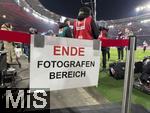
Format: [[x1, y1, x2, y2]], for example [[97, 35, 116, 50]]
[[59, 23, 73, 38]]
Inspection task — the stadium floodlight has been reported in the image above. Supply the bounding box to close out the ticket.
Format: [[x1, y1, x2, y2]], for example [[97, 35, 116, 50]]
[[136, 7, 144, 12], [42, 18, 49, 23], [2, 15, 6, 19], [135, 3, 150, 13], [136, 7, 140, 12], [127, 22, 132, 26], [31, 6, 56, 24], [32, 12, 49, 23], [49, 20, 56, 24], [147, 4, 150, 9], [140, 19, 150, 23], [23, 7, 30, 13], [138, 28, 142, 32], [15, 0, 20, 6], [32, 12, 39, 18]]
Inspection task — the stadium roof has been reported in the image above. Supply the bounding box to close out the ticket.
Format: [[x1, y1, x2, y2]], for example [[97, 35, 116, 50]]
[[0, 0, 59, 33]]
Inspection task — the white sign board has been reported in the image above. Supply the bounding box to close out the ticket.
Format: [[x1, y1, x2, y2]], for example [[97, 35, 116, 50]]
[[30, 35, 101, 91]]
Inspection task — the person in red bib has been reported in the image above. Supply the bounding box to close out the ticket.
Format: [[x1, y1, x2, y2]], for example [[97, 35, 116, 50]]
[[73, 7, 99, 40], [97, 21, 110, 71]]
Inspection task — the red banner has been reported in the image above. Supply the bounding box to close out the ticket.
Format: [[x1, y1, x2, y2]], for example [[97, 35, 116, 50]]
[[102, 39, 129, 47], [0, 30, 30, 44], [0, 30, 129, 47]]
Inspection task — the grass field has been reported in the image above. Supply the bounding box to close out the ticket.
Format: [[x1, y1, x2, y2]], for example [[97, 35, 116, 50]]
[[96, 48, 150, 109]]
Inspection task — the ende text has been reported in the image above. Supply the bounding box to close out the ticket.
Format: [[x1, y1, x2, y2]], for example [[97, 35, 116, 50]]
[[53, 46, 85, 56]]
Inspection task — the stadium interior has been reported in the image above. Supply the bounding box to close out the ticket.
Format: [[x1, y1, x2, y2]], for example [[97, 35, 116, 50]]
[[0, 0, 150, 113]]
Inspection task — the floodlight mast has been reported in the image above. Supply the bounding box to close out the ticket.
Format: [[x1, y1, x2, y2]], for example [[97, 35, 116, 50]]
[[94, 0, 96, 21], [81, 0, 97, 21], [135, 3, 150, 13]]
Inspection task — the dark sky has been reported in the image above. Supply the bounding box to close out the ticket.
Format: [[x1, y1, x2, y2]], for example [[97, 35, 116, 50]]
[[39, 0, 149, 20]]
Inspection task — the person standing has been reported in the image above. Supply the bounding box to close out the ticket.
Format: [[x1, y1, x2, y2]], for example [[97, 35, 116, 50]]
[[73, 6, 99, 40], [58, 19, 73, 38], [1, 23, 21, 68], [143, 40, 148, 52], [117, 31, 124, 61], [99, 26, 109, 71], [64, 18, 73, 38]]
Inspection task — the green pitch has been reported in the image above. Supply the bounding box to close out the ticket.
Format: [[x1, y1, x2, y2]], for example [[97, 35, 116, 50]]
[[97, 48, 150, 109]]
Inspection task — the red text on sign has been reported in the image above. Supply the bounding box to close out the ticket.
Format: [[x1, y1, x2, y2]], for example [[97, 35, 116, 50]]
[[53, 46, 85, 56]]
